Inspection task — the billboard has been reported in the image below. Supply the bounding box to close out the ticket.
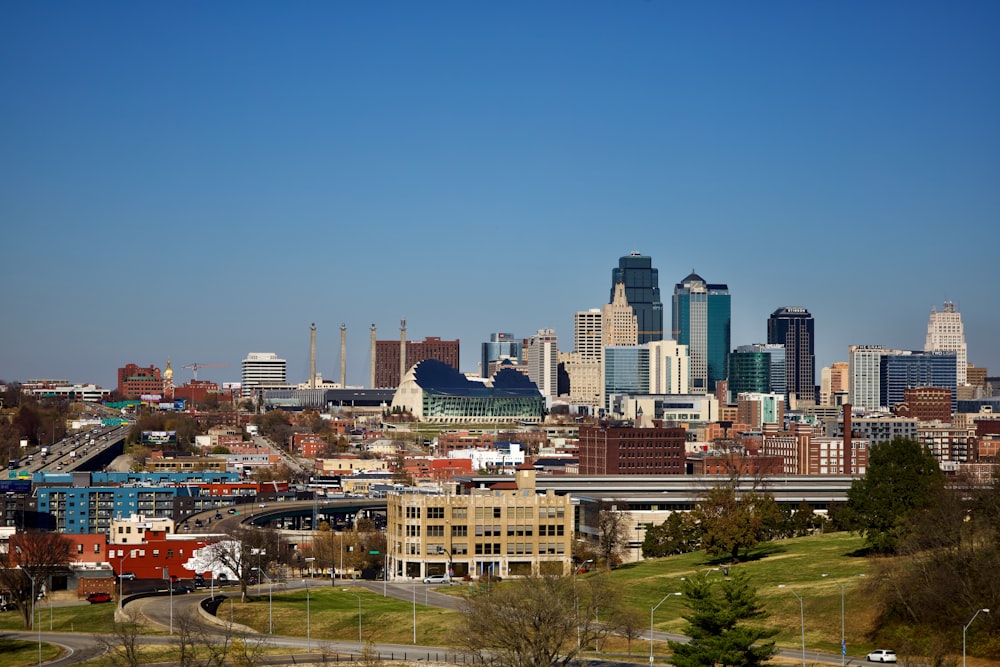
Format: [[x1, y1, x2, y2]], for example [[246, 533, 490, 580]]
[[141, 430, 177, 445], [0, 480, 32, 493]]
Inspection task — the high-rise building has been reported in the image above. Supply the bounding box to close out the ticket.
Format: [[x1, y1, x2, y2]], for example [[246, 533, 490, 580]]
[[241, 353, 287, 390], [375, 336, 460, 388], [848, 345, 887, 411], [603, 345, 650, 411], [820, 361, 850, 406], [481, 332, 521, 378], [728, 346, 772, 400], [610, 252, 663, 344], [526, 329, 559, 399], [672, 272, 731, 393], [648, 340, 690, 395], [767, 307, 815, 405], [574, 309, 603, 360], [881, 350, 958, 412], [603, 283, 639, 347], [925, 301, 968, 386]]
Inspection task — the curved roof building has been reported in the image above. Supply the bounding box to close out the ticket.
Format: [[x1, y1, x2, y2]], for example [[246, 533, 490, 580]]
[[391, 359, 544, 424]]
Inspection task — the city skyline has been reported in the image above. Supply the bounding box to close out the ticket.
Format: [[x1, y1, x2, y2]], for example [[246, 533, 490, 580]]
[[2, 2, 998, 390]]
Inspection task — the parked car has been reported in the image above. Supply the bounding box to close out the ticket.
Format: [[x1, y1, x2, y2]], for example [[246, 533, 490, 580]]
[[172, 585, 194, 594], [227, 508, 238, 514], [193, 574, 206, 588], [0, 602, 17, 612], [117, 572, 136, 581], [87, 592, 113, 604], [867, 650, 897, 663], [423, 574, 451, 584]]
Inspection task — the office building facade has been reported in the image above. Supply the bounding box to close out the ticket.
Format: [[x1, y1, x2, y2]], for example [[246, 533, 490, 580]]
[[767, 307, 816, 404], [241, 353, 288, 391], [481, 332, 522, 378], [880, 351, 958, 411], [610, 252, 663, 344], [375, 336, 460, 389], [672, 272, 731, 393], [526, 329, 559, 399], [925, 301, 968, 386]]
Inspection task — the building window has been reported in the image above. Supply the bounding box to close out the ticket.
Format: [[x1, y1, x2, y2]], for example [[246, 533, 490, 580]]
[[427, 507, 444, 519], [451, 525, 467, 537]]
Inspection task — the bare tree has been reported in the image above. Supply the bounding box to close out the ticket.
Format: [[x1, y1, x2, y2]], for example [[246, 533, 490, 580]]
[[460, 573, 621, 667], [0, 530, 73, 629], [596, 500, 631, 568], [173, 610, 199, 667], [201, 526, 283, 601], [99, 607, 145, 667], [611, 605, 646, 655]]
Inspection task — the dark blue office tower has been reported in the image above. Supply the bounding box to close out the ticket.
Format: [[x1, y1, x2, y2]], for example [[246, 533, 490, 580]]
[[610, 252, 663, 344]]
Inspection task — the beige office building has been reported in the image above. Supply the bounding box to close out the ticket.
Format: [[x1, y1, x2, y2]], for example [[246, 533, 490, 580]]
[[385, 467, 573, 581]]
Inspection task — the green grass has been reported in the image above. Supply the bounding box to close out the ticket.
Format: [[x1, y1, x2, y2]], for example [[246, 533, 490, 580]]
[[0, 601, 117, 633], [1, 532, 885, 662], [0, 638, 63, 667]]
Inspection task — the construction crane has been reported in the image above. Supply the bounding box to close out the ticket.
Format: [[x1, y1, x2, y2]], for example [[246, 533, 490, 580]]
[[182, 362, 229, 381]]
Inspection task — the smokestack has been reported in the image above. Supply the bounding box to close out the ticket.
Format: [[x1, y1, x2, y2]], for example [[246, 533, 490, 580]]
[[310, 323, 317, 389], [340, 323, 347, 387], [370, 324, 376, 388], [400, 318, 407, 384], [843, 403, 852, 475]]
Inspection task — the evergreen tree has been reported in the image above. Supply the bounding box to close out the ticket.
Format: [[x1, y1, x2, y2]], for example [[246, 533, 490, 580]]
[[667, 570, 777, 667], [844, 436, 945, 553]]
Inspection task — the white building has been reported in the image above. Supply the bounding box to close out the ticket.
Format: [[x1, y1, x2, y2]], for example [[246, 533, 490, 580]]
[[241, 352, 288, 391], [848, 345, 889, 410], [925, 302, 968, 386], [648, 340, 690, 394], [526, 329, 559, 399]]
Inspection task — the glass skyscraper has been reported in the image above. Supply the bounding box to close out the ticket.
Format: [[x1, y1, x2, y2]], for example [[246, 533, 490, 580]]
[[767, 307, 816, 404], [481, 332, 521, 378], [610, 252, 663, 344], [880, 350, 957, 411], [672, 272, 731, 393]]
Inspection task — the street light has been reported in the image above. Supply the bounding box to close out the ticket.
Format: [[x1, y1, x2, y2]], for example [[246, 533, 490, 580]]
[[822, 573, 865, 666], [649, 592, 682, 665], [574, 559, 594, 649], [304, 557, 315, 652], [252, 567, 273, 634], [117, 549, 136, 610], [251, 548, 266, 596], [20, 568, 41, 667], [779, 585, 806, 667], [158, 566, 174, 635], [963, 608, 990, 667], [343, 588, 362, 645]]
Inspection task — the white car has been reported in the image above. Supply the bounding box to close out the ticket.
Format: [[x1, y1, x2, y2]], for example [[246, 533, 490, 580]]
[[867, 650, 897, 663], [423, 574, 450, 584]]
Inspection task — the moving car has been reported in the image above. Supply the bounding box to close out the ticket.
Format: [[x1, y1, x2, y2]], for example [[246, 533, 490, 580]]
[[87, 592, 113, 604], [117, 572, 136, 581], [423, 574, 451, 584], [866, 650, 897, 663]]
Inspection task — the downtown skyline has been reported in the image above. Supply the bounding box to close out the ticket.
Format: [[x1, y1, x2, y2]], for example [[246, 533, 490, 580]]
[[2, 2, 998, 389]]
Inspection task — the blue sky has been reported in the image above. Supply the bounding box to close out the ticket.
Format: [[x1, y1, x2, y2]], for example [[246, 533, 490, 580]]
[[2, 1, 998, 390]]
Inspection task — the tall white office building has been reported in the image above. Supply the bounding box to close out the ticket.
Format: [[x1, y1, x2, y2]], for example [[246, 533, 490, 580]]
[[241, 352, 288, 390], [574, 309, 603, 361], [925, 302, 968, 385], [848, 345, 888, 411], [648, 340, 690, 395], [527, 329, 559, 399]]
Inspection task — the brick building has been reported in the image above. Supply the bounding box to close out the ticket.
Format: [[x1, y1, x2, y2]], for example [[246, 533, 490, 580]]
[[375, 336, 460, 388], [117, 363, 163, 398], [895, 386, 953, 423], [577, 423, 685, 474]]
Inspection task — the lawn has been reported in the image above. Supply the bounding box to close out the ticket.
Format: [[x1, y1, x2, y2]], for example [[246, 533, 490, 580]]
[[0, 600, 117, 633]]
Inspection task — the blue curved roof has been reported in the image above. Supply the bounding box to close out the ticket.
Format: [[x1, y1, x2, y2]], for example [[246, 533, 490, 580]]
[[412, 360, 541, 397]]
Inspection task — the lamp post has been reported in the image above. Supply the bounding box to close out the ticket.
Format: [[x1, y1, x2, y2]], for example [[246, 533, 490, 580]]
[[412, 583, 417, 644], [963, 608, 990, 667], [118, 549, 136, 610], [779, 585, 806, 667], [251, 548, 265, 596], [343, 588, 362, 645], [304, 557, 315, 652], [574, 558, 594, 649], [649, 592, 682, 665], [252, 568, 273, 634], [822, 573, 865, 666], [21, 569, 41, 667]]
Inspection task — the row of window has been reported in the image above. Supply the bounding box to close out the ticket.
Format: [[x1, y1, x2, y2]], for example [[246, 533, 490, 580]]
[[402, 505, 565, 520]]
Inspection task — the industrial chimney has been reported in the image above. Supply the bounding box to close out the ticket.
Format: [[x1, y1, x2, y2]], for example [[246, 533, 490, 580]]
[[340, 323, 347, 387], [369, 324, 376, 388], [400, 318, 407, 384], [309, 323, 317, 389]]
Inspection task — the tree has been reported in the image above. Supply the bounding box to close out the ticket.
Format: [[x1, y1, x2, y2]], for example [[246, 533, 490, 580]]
[[667, 570, 778, 667], [844, 436, 945, 554], [99, 607, 145, 667], [642, 512, 701, 558], [199, 526, 284, 602], [693, 484, 782, 562], [596, 500, 631, 568], [0, 530, 73, 629], [460, 573, 621, 667]]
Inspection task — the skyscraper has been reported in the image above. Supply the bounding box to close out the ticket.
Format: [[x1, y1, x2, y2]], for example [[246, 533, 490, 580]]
[[881, 350, 958, 411], [603, 283, 638, 347], [526, 329, 559, 399], [241, 353, 287, 390], [610, 252, 663, 344], [767, 307, 816, 405], [481, 332, 521, 378], [672, 272, 731, 393], [848, 345, 888, 410], [925, 301, 968, 385]]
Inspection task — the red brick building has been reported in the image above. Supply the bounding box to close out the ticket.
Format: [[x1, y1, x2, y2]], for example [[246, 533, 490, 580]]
[[895, 387, 953, 423], [117, 363, 163, 398], [577, 423, 685, 474], [375, 336, 460, 388]]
